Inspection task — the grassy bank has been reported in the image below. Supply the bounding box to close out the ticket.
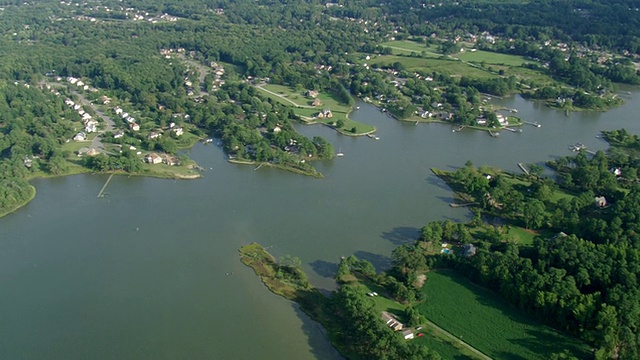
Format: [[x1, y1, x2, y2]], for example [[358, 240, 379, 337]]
[[228, 158, 324, 178]]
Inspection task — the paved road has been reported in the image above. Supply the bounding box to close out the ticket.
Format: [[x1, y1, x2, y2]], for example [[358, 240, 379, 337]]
[[177, 54, 210, 97], [71, 90, 116, 151]]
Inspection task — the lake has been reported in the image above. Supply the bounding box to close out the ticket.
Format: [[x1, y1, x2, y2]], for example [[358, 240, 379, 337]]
[[1, 92, 639, 359]]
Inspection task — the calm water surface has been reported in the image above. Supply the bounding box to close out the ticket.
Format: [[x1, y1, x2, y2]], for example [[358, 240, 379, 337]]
[[1, 92, 639, 359]]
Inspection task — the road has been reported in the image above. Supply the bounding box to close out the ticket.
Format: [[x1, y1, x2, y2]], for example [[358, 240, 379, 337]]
[[176, 54, 210, 97], [254, 85, 315, 109], [71, 90, 116, 151]]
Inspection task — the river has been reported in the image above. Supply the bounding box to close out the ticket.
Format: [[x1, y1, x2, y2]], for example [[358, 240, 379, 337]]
[[1, 92, 639, 359]]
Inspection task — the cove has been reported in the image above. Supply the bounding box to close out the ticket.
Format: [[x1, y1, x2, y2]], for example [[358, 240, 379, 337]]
[[1, 91, 639, 359]]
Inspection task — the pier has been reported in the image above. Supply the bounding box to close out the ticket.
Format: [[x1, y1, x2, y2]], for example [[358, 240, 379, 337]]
[[488, 130, 500, 137], [517, 163, 530, 175], [504, 127, 522, 133], [97, 174, 115, 198], [450, 202, 478, 208], [524, 121, 541, 128]]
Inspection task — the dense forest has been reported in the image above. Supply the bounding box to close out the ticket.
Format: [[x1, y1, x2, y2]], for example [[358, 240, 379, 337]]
[[381, 132, 640, 359]]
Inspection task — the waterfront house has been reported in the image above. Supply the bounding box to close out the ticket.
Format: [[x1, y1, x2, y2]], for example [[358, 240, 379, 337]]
[[144, 153, 163, 164]]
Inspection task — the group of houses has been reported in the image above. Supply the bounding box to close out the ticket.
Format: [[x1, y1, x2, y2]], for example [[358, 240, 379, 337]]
[[144, 152, 180, 166], [380, 311, 416, 340], [65, 98, 99, 141], [113, 106, 140, 132]]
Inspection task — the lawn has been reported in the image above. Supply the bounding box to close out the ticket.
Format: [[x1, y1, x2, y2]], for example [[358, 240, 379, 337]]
[[256, 84, 375, 135], [379, 40, 441, 57], [457, 50, 535, 67], [419, 270, 590, 360], [365, 55, 497, 79]]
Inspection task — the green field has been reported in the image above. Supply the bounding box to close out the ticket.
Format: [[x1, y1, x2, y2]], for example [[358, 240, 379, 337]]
[[379, 40, 441, 56], [419, 271, 590, 360], [457, 50, 534, 67], [365, 55, 496, 79], [256, 84, 375, 135], [349, 281, 481, 360]]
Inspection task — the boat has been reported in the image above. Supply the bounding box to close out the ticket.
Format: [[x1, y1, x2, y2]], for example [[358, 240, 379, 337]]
[[336, 147, 344, 157], [203, 138, 213, 144]]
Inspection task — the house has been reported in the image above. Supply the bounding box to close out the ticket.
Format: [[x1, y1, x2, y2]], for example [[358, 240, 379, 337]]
[[171, 127, 184, 136], [85, 121, 98, 133], [163, 155, 180, 166], [113, 130, 125, 139], [144, 152, 163, 164], [121, 112, 129, 119], [129, 123, 140, 131], [317, 109, 333, 118], [402, 330, 415, 340], [82, 113, 92, 121], [305, 90, 319, 98], [496, 113, 506, 124], [273, 126, 282, 133], [148, 131, 161, 140], [86, 148, 100, 156], [595, 196, 607, 208], [125, 116, 135, 123], [114, 107, 123, 115], [462, 243, 477, 257], [312, 98, 322, 107], [73, 132, 86, 141], [381, 311, 404, 331], [101, 96, 111, 105]]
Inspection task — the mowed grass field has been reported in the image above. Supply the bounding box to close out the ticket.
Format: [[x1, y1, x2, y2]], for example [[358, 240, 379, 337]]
[[365, 55, 495, 79], [257, 84, 375, 134], [457, 50, 535, 67], [419, 270, 590, 360]]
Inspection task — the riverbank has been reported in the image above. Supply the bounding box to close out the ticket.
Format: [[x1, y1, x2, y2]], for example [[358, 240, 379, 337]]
[[228, 158, 324, 178], [0, 184, 36, 219]]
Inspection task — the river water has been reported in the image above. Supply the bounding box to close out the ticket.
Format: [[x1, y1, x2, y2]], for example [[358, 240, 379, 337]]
[[1, 92, 639, 359]]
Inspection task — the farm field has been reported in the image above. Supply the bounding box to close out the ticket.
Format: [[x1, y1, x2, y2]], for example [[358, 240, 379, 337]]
[[349, 280, 482, 360], [419, 270, 590, 360], [379, 40, 441, 56]]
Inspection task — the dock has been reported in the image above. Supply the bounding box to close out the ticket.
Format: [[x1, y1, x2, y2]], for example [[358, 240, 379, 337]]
[[488, 130, 500, 137], [524, 121, 541, 128], [517, 163, 530, 175], [450, 202, 478, 208], [504, 127, 521, 133], [254, 163, 264, 171], [97, 173, 115, 198]]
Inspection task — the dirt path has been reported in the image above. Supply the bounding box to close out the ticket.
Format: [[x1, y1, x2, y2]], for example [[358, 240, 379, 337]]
[[424, 319, 493, 360], [255, 85, 316, 109]]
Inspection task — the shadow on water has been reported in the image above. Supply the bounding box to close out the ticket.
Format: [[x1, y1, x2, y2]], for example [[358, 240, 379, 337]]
[[353, 251, 392, 272], [291, 303, 344, 360], [381, 226, 419, 246], [310, 259, 338, 279], [427, 174, 454, 192]]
